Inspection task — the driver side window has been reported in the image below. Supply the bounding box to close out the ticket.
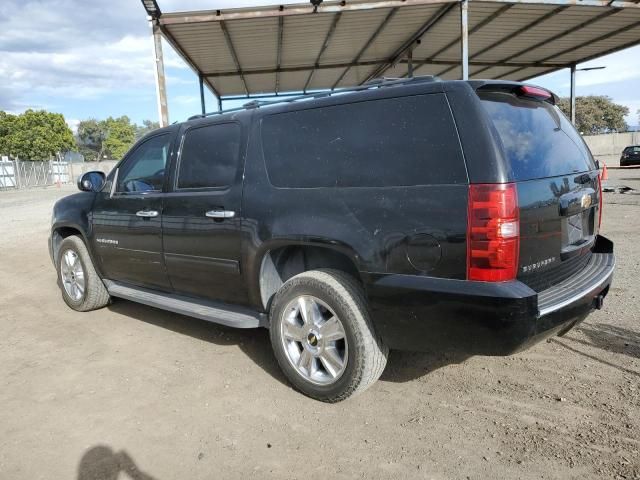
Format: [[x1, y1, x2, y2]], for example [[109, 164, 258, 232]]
[[117, 133, 171, 193]]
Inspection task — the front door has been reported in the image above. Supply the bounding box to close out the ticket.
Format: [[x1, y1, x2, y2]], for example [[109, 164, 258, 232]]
[[162, 121, 248, 305], [92, 131, 175, 291]]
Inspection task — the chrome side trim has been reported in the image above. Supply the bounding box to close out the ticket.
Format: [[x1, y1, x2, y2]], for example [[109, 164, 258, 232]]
[[104, 280, 266, 328]]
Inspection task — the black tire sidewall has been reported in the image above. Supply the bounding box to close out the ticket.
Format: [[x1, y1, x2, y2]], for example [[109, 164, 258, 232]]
[[58, 243, 88, 309], [270, 276, 363, 400]]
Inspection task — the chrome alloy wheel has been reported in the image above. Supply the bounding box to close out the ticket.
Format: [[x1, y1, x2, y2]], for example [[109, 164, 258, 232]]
[[280, 295, 348, 385], [60, 249, 85, 302]]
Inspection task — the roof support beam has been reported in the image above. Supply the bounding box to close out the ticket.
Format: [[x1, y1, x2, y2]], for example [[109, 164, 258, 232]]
[[460, 0, 469, 80], [151, 23, 169, 127], [441, 5, 568, 78], [570, 64, 576, 125], [199, 74, 206, 116], [304, 12, 342, 93], [158, 0, 640, 25], [203, 59, 565, 78], [331, 7, 398, 89], [473, 8, 621, 78], [275, 15, 284, 94], [219, 20, 249, 96], [363, 3, 456, 83]]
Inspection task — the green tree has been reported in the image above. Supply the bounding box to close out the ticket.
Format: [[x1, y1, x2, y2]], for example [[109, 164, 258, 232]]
[[77, 118, 107, 162], [557, 96, 629, 134], [76, 116, 138, 161], [135, 119, 160, 140], [0, 111, 16, 154], [2, 109, 75, 160], [102, 116, 136, 160]]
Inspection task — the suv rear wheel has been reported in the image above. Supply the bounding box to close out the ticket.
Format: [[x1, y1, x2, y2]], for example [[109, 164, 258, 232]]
[[269, 269, 388, 402], [57, 235, 110, 311]]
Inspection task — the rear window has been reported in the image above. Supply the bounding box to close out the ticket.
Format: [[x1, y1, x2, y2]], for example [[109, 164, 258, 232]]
[[177, 122, 240, 189], [261, 94, 466, 188], [479, 91, 595, 181], [624, 146, 640, 153]]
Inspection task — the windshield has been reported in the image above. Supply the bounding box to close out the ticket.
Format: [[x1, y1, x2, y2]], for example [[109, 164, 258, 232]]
[[479, 91, 596, 181]]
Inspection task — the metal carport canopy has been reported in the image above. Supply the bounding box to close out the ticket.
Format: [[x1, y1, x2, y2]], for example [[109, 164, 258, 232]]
[[142, 0, 640, 117]]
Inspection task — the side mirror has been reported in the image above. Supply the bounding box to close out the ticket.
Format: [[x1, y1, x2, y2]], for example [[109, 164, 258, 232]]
[[78, 171, 106, 192]]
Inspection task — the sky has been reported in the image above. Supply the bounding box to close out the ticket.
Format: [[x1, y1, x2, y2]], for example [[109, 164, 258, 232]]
[[1, 0, 639, 132]]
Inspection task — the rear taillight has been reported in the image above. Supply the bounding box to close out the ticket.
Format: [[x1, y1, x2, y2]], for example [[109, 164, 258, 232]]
[[467, 183, 519, 282], [597, 173, 603, 231]]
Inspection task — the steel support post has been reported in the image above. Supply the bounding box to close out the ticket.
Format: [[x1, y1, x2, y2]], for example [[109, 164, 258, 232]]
[[217, 96, 223, 112], [151, 23, 169, 127], [570, 64, 577, 125], [199, 74, 206, 115], [407, 49, 414, 78], [460, 0, 469, 80]]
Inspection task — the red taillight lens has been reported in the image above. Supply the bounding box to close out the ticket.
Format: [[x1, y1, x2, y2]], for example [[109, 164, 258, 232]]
[[518, 85, 551, 100], [467, 183, 520, 282], [597, 173, 603, 231]]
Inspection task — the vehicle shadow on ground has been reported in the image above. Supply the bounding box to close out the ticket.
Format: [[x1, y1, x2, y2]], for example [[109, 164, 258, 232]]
[[107, 300, 291, 387], [107, 299, 463, 386], [571, 322, 640, 359], [381, 350, 472, 383], [77, 445, 157, 480]]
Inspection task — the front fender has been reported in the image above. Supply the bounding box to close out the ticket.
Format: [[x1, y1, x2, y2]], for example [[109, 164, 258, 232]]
[[50, 192, 99, 272]]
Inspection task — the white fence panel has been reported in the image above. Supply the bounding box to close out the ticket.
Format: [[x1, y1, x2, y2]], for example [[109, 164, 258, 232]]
[[51, 161, 70, 184], [0, 158, 72, 190], [0, 161, 17, 189]]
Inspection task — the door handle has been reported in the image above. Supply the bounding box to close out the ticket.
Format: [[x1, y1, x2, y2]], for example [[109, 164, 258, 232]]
[[136, 210, 159, 218], [205, 209, 235, 219]]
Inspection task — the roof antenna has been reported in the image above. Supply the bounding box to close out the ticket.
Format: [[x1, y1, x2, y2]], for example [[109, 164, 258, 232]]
[[310, 0, 323, 13]]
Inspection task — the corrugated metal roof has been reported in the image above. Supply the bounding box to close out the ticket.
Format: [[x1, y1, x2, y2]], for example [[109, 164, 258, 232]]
[[146, 0, 640, 98]]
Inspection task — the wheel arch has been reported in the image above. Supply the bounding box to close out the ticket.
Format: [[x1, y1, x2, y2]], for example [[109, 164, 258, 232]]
[[50, 223, 102, 277], [255, 240, 362, 313]]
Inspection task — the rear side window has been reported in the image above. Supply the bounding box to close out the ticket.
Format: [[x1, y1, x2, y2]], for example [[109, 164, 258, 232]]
[[177, 123, 240, 189], [261, 94, 466, 188], [479, 91, 596, 181], [624, 146, 640, 153]]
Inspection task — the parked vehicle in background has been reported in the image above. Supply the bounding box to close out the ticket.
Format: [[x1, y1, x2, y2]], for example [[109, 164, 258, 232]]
[[49, 77, 615, 402], [620, 145, 640, 166]]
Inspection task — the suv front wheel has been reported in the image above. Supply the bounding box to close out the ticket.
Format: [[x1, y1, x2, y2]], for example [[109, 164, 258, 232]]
[[269, 269, 388, 402], [57, 235, 110, 312]]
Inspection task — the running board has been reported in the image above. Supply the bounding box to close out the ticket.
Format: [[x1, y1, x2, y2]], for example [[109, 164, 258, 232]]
[[104, 280, 266, 328]]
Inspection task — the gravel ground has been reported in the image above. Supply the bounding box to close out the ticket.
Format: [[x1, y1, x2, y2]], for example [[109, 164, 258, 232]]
[[0, 171, 638, 480]]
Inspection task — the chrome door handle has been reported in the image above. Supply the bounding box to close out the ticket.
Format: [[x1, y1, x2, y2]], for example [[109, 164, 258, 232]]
[[205, 209, 235, 219], [136, 210, 159, 218]]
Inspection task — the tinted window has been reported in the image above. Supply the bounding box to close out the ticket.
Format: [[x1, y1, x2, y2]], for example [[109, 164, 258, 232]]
[[118, 133, 171, 192], [261, 94, 466, 188], [479, 91, 596, 181], [624, 146, 640, 153], [177, 123, 241, 189]]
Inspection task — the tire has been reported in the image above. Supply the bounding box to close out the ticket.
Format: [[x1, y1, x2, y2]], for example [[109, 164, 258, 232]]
[[269, 269, 388, 402], [57, 235, 110, 312]]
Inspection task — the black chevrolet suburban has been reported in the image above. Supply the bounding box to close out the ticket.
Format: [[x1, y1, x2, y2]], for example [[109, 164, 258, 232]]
[[50, 78, 615, 402]]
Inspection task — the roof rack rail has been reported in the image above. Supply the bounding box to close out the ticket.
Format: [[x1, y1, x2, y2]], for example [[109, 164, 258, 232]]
[[188, 75, 438, 120]]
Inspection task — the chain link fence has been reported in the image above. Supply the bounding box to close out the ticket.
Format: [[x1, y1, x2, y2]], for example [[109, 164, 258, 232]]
[[0, 157, 72, 190]]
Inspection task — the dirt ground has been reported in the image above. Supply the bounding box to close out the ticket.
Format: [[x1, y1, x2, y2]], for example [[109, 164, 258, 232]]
[[1, 169, 638, 480]]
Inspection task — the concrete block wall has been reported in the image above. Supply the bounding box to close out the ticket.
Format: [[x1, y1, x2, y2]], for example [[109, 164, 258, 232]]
[[582, 132, 640, 167], [70, 161, 118, 182]]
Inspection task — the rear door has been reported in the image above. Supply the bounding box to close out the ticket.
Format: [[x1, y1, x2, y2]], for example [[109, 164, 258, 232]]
[[478, 87, 599, 291], [162, 120, 249, 305]]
